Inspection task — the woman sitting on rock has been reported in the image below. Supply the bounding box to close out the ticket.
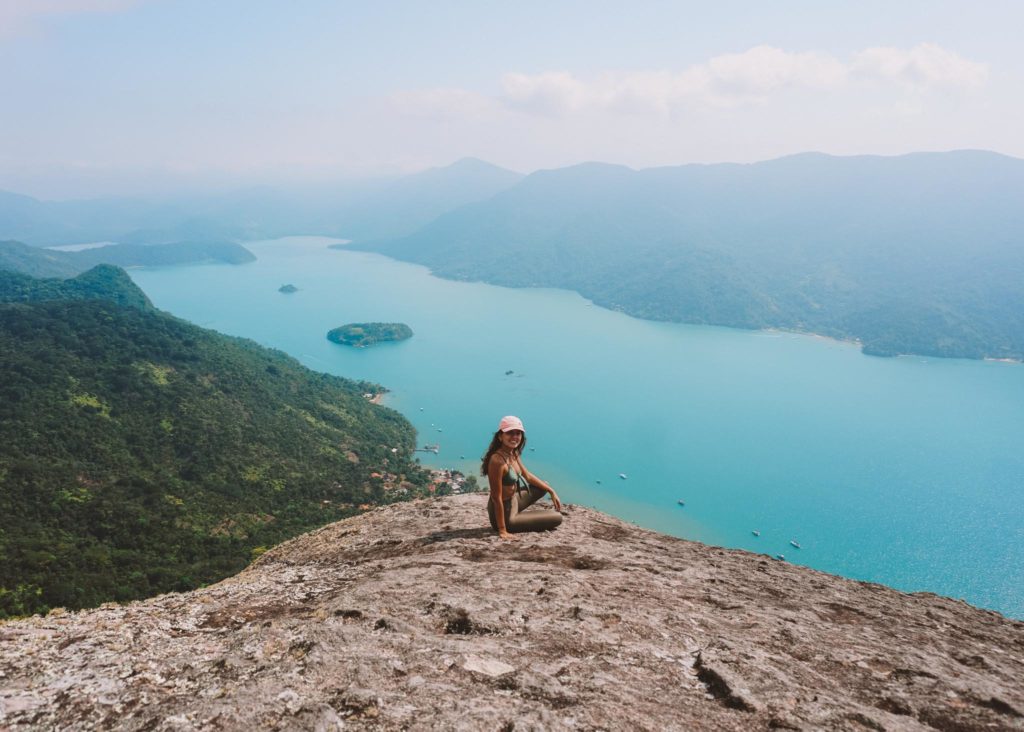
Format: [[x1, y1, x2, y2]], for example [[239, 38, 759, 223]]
[[483, 415, 563, 540]]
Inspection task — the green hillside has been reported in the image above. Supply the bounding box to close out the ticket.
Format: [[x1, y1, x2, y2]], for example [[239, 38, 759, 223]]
[[0, 273, 428, 618], [0, 239, 254, 278], [0, 264, 154, 310], [0, 239, 82, 278]]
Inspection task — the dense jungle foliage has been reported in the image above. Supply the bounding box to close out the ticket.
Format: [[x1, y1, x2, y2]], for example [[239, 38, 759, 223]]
[[0, 272, 428, 618], [0, 264, 153, 310]]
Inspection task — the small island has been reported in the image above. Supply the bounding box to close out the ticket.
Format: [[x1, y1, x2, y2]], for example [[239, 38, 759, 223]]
[[327, 322, 413, 348], [278, 284, 299, 293]]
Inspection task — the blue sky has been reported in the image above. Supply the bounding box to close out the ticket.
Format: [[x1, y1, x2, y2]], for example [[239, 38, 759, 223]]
[[1, 0, 1022, 197]]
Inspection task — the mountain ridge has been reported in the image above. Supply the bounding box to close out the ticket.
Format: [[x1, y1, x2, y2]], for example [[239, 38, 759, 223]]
[[360, 150, 1024, 361]]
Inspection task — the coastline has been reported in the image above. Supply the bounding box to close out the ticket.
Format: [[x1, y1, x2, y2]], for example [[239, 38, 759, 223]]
[[343, 246, 1019, 365]]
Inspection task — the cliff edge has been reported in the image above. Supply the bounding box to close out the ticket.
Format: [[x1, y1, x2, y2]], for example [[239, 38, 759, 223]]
[[1, 494, 1022, 731]]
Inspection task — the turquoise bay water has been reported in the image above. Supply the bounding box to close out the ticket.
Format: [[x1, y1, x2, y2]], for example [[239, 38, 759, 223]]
[[130, 237, 1024, 618]]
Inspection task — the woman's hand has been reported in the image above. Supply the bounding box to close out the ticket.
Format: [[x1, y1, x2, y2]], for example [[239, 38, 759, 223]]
[[498, 530, 517, 541], [548, 490, 562, 512]]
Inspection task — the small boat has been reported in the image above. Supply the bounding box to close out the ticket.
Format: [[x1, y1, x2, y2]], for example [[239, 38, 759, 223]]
[[505, 370, 514, 375], [751, 530, 760, 537], [619, 473, 628, 480], [677, 500, 685, 507], [789, 540, 802, 549], [776, 554, 786, 561], [419, 407, 424, 411], [596, 480, 602, 484], [529, 447, 535, 451]]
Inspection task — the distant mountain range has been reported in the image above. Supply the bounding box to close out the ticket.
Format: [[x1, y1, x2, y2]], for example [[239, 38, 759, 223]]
[[0, 158, 523, 247], [3, 151, 1022, 360], [0, 266, 428, 617], [358, 151, 1024, 361]]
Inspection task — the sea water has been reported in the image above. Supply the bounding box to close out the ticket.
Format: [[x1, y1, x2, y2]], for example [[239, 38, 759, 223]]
[[130, 237, 1024, 618]]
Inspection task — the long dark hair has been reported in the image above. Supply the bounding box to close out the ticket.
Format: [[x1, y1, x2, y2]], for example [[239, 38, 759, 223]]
[[480, 430, 527, 476]]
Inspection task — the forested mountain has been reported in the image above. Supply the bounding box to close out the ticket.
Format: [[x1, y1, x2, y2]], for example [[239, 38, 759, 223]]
[[362, 151, 1024, 360], [0, 239, 254, 278], [0, 264, 153, 310], [0, 270, 428, 618]]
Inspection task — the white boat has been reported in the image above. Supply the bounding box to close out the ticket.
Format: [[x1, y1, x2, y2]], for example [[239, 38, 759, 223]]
[[790, 540, 802, 549], [619, 473, 628, 480], [751, 530, 760, 537]]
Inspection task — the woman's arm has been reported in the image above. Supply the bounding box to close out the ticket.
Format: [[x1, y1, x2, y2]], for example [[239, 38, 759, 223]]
[[518, 461, 562, 512], [487, 455, 516, 540]]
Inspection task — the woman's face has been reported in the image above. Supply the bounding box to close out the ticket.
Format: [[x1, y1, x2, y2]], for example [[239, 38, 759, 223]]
[[499, 429, 523, 451]]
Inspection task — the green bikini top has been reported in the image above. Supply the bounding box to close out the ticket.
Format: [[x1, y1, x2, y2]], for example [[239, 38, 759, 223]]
[[502, 463, 529, 489]]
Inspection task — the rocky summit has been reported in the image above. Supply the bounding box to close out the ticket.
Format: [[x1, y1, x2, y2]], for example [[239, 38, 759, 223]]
[[1, 494, 1022, 731]]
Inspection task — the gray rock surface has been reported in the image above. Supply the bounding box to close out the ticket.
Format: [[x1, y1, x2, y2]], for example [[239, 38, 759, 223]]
[[2, 494, 1022, 731]]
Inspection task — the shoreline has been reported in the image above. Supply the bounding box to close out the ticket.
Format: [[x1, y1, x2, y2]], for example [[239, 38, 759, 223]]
[[337, 246, 1015, 366]]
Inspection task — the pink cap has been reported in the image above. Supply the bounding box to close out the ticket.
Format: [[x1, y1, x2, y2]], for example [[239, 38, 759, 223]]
[[498, 415, 525, 433]]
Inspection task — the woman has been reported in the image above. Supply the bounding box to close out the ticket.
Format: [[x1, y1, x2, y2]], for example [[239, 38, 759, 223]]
[[482, 415, 563, 539]]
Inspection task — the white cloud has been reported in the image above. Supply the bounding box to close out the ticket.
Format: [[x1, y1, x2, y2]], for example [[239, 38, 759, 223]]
[[0, 0, 140, 39], [852, 43, 988, 88], [470, 44, 986, 118], [501, 71, 589, 116], [704, 45, 847, 97]]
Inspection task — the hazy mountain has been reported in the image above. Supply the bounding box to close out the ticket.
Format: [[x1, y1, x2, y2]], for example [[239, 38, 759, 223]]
[[0, 191, 183, 247], [363, 151, 1024, 360], [0, 158, 522, 247], [329, 157, 523, 243], [0, 268, 427, 617]]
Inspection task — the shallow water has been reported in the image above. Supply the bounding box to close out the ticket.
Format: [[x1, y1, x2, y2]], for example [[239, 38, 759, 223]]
[[130, 236, 1024, 618]]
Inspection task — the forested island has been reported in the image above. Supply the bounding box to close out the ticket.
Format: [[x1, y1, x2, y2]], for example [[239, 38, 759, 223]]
[[327, 322, 413, 348], [0, 266, 429, 618]]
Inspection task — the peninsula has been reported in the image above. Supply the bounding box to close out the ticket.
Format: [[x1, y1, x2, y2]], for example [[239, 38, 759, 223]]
[[327, 322, 413, 348]]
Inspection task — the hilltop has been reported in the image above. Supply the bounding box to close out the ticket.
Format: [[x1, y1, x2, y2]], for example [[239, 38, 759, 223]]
[[2, 494, 1021, 730]]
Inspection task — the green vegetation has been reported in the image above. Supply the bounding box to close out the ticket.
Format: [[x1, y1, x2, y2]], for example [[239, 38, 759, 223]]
[[363, 152, 1024, 361], [327, 322, 414, 348], [0, 264, 153, 310], [0, 270, 429, 618]]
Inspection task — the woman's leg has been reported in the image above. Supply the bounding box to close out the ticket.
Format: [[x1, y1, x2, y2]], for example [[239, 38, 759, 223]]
[[506, 485, 562, 532]]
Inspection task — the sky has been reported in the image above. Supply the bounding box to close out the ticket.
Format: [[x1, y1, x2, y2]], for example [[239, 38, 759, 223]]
[[1, 0, 1022, 198]]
